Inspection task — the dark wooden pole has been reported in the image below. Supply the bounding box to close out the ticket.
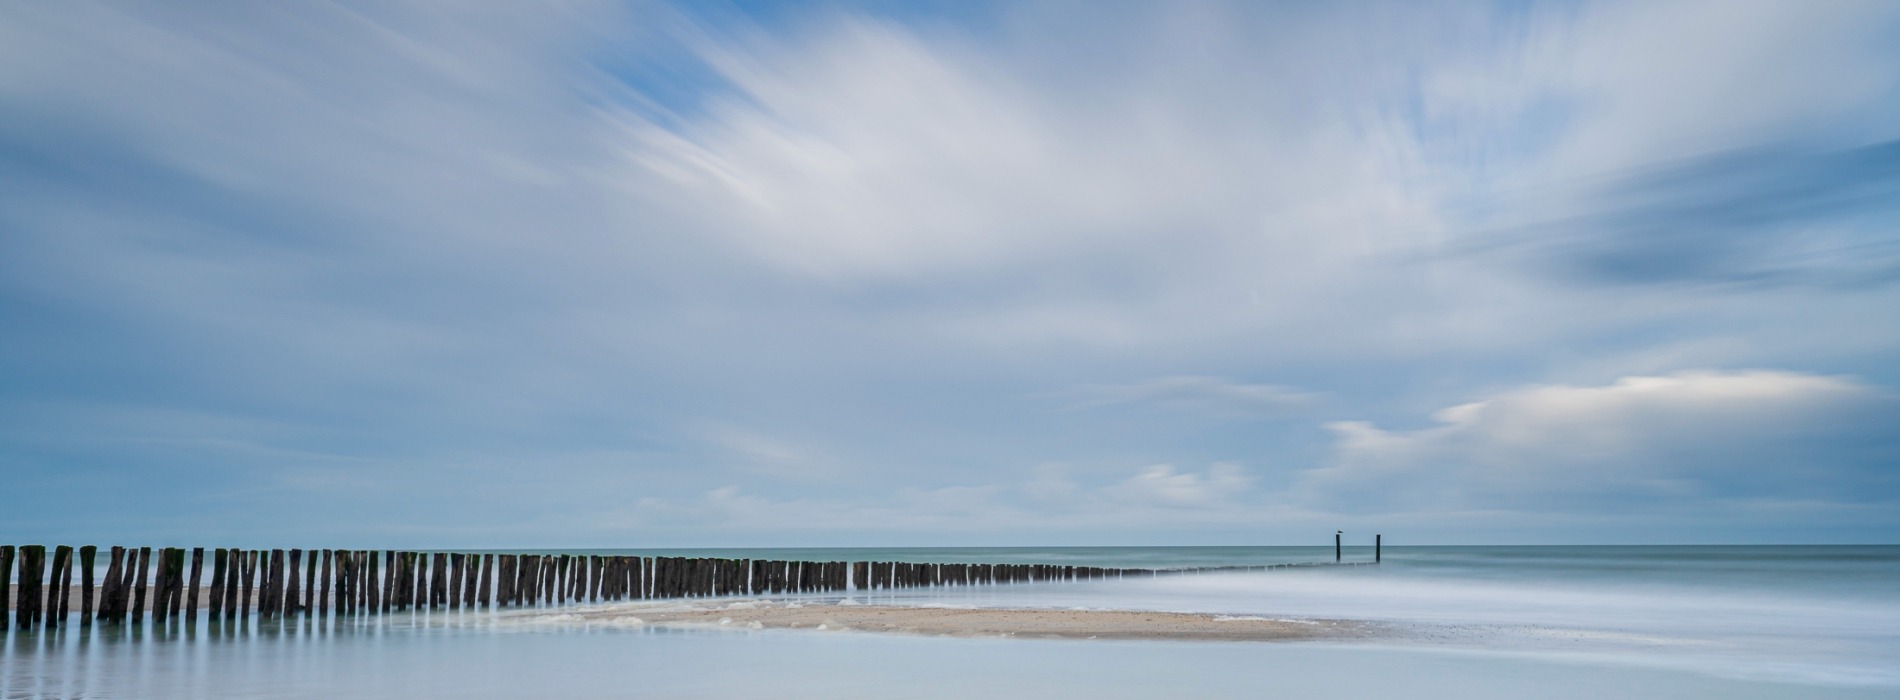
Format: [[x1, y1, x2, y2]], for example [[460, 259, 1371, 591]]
[[1376, 534, 1382, 563], [366, 551, 380, 614], [130, 546, 151, 624], [118, 547, 139, 623], [449, 554, 464, 609], [226, 547, 245, 620], [186, 548, 204, 621], [51, 545, 74, 629], [241, 550, 257, 619], [17, 546, 45, 629], [167, 549, 185, 621], [318, 550, 331, 617], [154, 548, 174, 623], [284, 549, 302, 617], [309, 550, 322, 614], [209, 548, 227, 620], [79, 545, 98, 625], [0, 545, 12, 629], [359, 551, 371, 612], [102, 546, 126, 623], [1335, 531, 1342, 563], [476, 554, 492, 607]]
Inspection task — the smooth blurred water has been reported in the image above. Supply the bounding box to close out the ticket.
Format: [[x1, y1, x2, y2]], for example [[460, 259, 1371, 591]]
[[5, 546, 1898, 698]]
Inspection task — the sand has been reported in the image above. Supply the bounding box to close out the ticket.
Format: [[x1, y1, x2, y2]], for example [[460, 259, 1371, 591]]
[[561, 601, 1379, 642]]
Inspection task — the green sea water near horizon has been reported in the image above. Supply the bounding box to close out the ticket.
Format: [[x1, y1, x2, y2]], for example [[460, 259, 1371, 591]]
[[4, 545, 1897, 699]]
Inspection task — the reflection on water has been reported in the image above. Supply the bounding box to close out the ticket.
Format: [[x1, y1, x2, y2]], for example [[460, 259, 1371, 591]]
[[4, 614, 1895, 700]]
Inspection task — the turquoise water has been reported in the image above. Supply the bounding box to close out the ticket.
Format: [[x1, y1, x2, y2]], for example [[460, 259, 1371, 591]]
[[5, 546, 1897, 698]]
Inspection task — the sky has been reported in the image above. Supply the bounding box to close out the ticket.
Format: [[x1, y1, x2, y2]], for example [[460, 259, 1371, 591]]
[[2, 0, 1897, 548]]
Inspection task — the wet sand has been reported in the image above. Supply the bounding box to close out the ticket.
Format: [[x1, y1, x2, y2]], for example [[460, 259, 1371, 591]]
[[562, 601, 1379, 642]]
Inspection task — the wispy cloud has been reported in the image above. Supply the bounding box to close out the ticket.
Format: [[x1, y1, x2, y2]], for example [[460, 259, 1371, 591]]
[[1302, 370, 1899, 512], [3, 1, 1898, 544], [1049, 376, 1319, 417]]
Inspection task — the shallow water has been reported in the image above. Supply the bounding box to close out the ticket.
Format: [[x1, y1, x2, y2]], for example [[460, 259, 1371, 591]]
[[4, 546, 1897, 698]]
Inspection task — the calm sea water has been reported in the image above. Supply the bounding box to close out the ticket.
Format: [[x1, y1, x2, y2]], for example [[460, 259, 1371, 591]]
[[5, 545, 1897, 699]]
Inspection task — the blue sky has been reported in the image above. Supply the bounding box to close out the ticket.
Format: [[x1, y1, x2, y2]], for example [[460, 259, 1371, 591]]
[[2, 0, 1897, 547]]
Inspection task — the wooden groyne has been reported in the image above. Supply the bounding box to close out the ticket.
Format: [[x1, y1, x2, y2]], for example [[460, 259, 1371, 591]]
[[3, 544, 1374, 630]]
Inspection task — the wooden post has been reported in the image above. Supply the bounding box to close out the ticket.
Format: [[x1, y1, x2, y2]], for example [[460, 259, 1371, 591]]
[[270, 550, 287, 618], [448, 554, 464, 610], [467, 554, 481, 607], [185, 548, 204, 621], [50, 545, 74, 629], [118, 547, 139, 623], [239, 550, 255, 619], [226, 550, 242, 619], [1376, 534, 1382, 563], [540, 556, 554, 604], [355, 552, 369, 611], [310, 550, 323, 614], [411, 553, 426, 609], [1335, 531, 1342, 563], [499, 555, 516, 607], [154, 548, 175, 623], [17, 546, 44, 629], [0, 545, 12, 630], [284, 549, 302, 617], [209, 549, 227, 620], [78, 545, 97, 625], [129, 546, 150, 624], [167, 549, 185, 621], [366, 551, 380, 614], [380, 551, 395, 613], [475, 554, 491, 607], [314, 550, 329, 617]]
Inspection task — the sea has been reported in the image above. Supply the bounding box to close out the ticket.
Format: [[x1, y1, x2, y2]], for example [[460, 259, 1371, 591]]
[[4, 545, 1896, 699]]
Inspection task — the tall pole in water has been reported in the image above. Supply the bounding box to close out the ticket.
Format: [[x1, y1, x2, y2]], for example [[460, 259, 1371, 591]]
[[1376, 534, 1382, 563], [1335, 531, 1342, 563]]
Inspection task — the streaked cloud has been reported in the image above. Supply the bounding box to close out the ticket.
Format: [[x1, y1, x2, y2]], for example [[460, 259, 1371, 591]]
[[1050, 376, 1318, 417], [1, 0, 1897, 544], [1303, 371, 1898, 511]]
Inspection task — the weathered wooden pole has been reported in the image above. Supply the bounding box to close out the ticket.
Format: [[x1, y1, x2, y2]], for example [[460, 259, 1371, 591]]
[[185, 548, 204, 621], [309, 551, 322, 614], [17, 545, 45, 629], [225, 549, 239, 619], [129, 546, 151, 624], [101, 546, 125, 623], [358, 551, 370, 612], [154, 548, 175, 623], [0, 545, 12, 629], [166, 549, 185, 621], [475, 554, 491, 607], [51, 545, 74, 629], [448, 554, 464, 609], [78, 545, 98, 625], [365, 551, 380, 614], [379, 551, 394, 613], [1335, 531, 1342, 563], [1376, 534, 1382, 563], [543, 556, 557, 604], [468, 554, 481, 607], [316, 550, 331, 617], [284, 549, 302, 617], [209, 549, 227, 620], [118, 548, 139, 623]]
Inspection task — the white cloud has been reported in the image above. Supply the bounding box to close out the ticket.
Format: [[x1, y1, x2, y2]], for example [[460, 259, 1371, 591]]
[[1302, 370, 1897, 511], [1052, 376, 1317, 417], [1107, 462, 1253, 508]]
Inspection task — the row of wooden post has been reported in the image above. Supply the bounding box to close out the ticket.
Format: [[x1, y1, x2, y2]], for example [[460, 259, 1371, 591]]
[[8, 544, 1373, 631]]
